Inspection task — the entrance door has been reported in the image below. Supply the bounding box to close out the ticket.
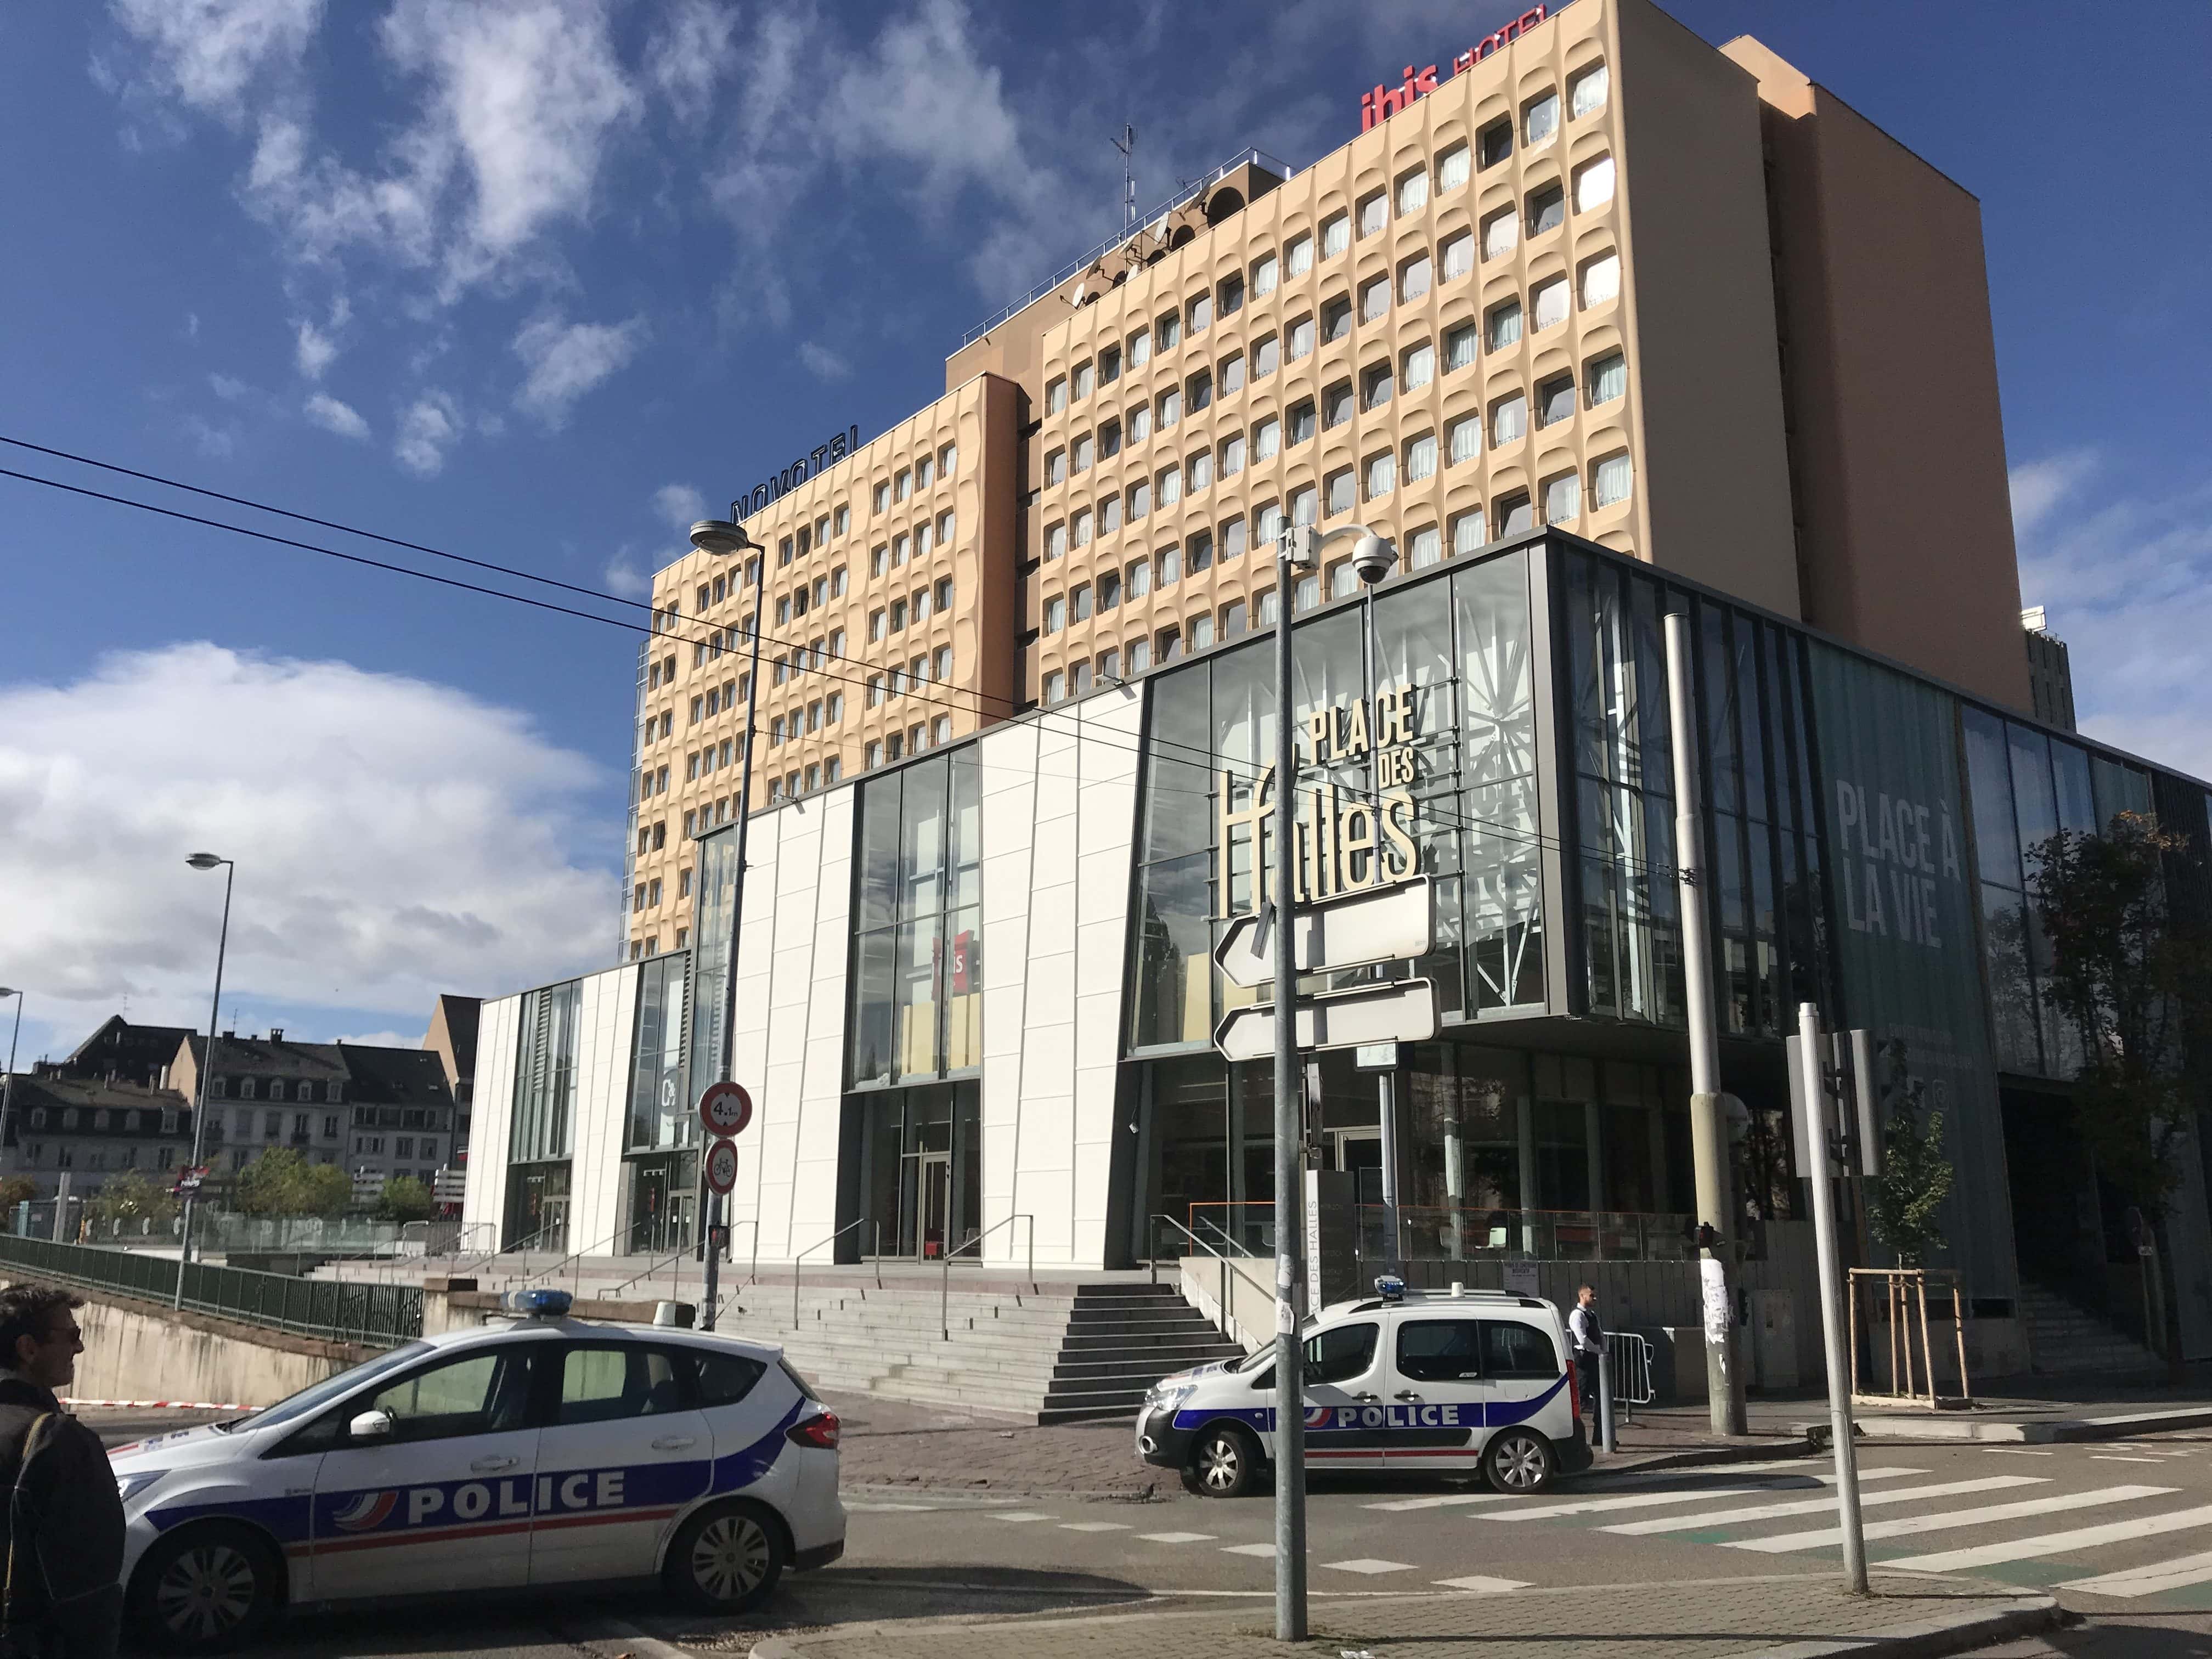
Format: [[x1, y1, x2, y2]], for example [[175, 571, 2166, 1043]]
[[538, 1196, 569, 1255], [918, 1152, 951, 1259]]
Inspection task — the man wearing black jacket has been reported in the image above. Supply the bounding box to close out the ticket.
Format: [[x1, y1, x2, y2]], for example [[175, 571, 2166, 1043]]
[[0, 1285, 123, 1657]]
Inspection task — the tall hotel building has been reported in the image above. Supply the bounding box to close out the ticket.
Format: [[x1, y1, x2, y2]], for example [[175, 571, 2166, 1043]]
[[481, 0, 2212, 1375]]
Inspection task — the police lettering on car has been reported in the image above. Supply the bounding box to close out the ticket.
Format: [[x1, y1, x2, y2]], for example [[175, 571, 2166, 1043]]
[[1135, 1277, 1594, 1498], [108, 1289, 845, 1654]]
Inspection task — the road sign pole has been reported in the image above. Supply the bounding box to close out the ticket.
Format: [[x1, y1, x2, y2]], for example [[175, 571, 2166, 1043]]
[[1271, 530, 1307, 1643], [1797, 1002, 1867, 1593], [702, 1188, 724, 1331]]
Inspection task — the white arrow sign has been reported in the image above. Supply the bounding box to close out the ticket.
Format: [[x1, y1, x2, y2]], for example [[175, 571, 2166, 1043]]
[[1212, 979, 1440, 1063], [1213, 877, 1434, 990]]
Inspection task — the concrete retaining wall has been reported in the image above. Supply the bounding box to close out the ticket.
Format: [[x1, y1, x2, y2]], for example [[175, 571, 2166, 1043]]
[[66, 1293, 377, 1407]]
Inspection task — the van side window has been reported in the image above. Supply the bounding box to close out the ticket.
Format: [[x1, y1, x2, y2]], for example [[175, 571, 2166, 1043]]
[[1304, 1321, 1379, 1384], [1395, 1318, 1483, 1381], [1481, 1321, 1562, 1378]]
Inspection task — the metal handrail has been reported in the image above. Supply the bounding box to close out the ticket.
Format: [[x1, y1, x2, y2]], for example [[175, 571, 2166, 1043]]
[[939, 1214, 1035, 1340], [728, 1218, 759, 1289], [792, 1218, 870, 1330], [603, 1239, 694, 1301], [1148, 1213, 1246, 1343], [517, 1225, 632, 1291], [446, 1218, 566, 1282]]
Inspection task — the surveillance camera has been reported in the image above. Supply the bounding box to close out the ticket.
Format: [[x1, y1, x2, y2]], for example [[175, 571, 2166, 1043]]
[[1352, 533, 1397, 587]]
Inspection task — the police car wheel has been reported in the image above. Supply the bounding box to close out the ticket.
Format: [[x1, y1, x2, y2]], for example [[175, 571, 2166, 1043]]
[[131, 1521, 281, 1654], [1482, 1428, 1556, 1494], [1183, 1423, 1261, 1498], [667, 1500, 787, 1612]]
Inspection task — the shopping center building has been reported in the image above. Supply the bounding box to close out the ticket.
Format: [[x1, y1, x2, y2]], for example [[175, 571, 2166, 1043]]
[[464, 0, 2212, 1374]]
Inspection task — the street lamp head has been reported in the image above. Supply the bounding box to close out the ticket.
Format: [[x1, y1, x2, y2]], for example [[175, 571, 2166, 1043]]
[[689, 519, 760, 558], [185, 853, 228, 871], [1351, 532, 1397, 588], [0, 989, 16, 999]]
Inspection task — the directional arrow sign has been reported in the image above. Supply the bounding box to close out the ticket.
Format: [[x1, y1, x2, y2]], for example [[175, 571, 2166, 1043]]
[[1212, 978, 1440, 1063], [1214, 877, 1432, 989]]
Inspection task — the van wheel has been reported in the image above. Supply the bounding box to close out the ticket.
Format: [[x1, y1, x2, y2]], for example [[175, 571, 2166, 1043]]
[[1183, 1422, 1262, 1498], [1483, 1427, 1557, 1494], [129, 1521, 283, 1654], [665, 1500, 787, 1612]]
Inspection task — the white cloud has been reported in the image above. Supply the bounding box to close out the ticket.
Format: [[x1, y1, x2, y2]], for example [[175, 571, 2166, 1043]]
[[303, 392, 369, 439], [603, 551, 650, 599], [646, 0, 738, 126], [2012, 452, 2212, 782], [295, 319, 337, 379], [797, 341, 851, 382], [331, 1029, 417, 1049], [0, 643, 611, 1029], [393, 389, 460, 476], [652, 483, 706, 530], [208, 373, 251, 402], [108, 0, 323, 126], [828, 0, 1024, 202], [512, 312, 647, 425], [184, 414, 239, 458]]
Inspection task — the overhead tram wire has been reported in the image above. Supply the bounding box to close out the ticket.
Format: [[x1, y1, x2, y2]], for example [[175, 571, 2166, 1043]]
[[0, 447, 1669, 879]]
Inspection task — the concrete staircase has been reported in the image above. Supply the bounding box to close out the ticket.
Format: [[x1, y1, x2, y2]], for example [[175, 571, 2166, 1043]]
[[2020, 1283, 2162, 1378], [714, 1279, 1245, 1423]]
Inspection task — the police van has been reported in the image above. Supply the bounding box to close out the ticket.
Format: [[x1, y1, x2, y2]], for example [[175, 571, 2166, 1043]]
[[106, 1290, 844, 1652], [1136, 1279, 1592, 1498]]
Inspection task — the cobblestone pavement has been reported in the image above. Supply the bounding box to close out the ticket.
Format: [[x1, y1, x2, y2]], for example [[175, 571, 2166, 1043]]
[[827, 1392, 1172, 1498]]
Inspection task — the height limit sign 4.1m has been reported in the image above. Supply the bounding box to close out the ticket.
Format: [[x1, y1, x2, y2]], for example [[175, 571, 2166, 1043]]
[[699, 1079, 752, 1139], [697, 1079, 753, 1331]]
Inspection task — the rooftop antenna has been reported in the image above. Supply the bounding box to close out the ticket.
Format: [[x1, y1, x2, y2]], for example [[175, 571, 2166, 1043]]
[[1113, 124, 1137, 232]]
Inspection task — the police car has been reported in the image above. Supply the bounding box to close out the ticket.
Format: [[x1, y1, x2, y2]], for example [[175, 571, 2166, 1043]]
[[1135, 1279, 1592, 1498], [105, 1290, 844, 1652]]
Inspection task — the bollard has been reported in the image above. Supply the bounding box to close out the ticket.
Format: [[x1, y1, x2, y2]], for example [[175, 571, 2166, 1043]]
[[1598, 1347, 1619, 1454]]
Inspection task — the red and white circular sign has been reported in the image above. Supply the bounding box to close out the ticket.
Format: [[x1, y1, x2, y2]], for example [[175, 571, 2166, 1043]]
[[698, 1080, 753, 1138], [704, 1138, 740, 1195]]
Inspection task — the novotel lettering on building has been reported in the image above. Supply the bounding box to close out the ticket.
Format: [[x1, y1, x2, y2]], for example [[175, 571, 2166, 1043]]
[[732, 424, 861, 521], [1358, 5, 1548, 131]]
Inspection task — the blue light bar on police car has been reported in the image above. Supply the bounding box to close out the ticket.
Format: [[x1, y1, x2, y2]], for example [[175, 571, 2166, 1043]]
[[1374, 1274, 1405, 1301], [502, 1288, 573, 1318]]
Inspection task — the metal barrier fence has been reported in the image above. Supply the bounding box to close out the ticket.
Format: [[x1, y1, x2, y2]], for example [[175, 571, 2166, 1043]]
[[1607, 1330, 1655, 1408], [0, 1234, 421, 1348]]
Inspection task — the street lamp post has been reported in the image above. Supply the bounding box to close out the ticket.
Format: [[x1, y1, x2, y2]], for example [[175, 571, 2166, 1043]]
[[0, 989, 22, 1209], [687, 517, 768, 1333], [177, 854, 234, 1307]]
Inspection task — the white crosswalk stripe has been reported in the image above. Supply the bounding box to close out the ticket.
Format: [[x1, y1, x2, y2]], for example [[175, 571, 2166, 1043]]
[[1363, 1492, 1522, 1512], [1477, 1468, 1926, 1522], [1058, 1521, 1131, 1532], [1728, 1485, 2176, 1554], [1601, 1476, 2047, 1536], [1322, 1558, 1417, 1575], [1434, 1575, 1530, 1592], [1136, 1531, 1217, 1544], [1885, 1503, 2212, 1573], [986, 1511, 1057, 1523], [1220, 1543, 1278, 1557], [2059, 1548, 2212, 1598]]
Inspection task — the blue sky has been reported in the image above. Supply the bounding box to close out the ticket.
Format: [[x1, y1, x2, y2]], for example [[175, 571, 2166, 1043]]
[[1, 0, 2206, 1066]]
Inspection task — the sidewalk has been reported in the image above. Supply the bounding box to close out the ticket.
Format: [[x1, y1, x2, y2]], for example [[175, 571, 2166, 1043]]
[[750, 1571, 2057, 1659]]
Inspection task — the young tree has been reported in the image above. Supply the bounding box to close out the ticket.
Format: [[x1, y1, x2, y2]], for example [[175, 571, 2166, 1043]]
[[0, 1176, 37, 1219], [235, 1149, 353, 1216], [380, 1176, 434, 1224], [1863, 1041, 1954, 1268], [90, 1167, 178, 1233], [2032, 812, 2212, 1378]]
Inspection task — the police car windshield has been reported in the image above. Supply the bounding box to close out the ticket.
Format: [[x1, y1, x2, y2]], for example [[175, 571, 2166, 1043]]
[[237, 1341, 434, 1431]]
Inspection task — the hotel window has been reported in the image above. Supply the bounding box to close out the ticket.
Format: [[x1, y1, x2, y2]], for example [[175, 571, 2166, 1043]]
[[1328, 558, 1359, 599], [1321, 212, 1349, 258], [1396, 166, 1428, 216], [895, 468, 913, 501], [891, 597, 907, 630], [1323, 380, 1355, 428], [1219, 351, 1245, 394], [1043, 670, 1065, 705], [1256, 499, 1286, 543], [1441, 230, 1474, 284], [1100, 493, 1122, 534], [1361, 359, 1393, 409], [1359, 273, 1389, 323], [1592, 451, 1634, 509], [1218, 273, 1244, 316], [1157, 542, 1181, 585], [836, 504, 851, 534], [1322, 295, 1352, 342], [1496, 489, 1533, 534], [1073, 359, 1094, 399], [1286, 230, 1314, 276], [1482, 206, 1518, 265], [1404, 430, 1437, 483], [1257, 589, 1278, 627], [768, 718, 784, 747], [1288, 399, 1316, 444], [1364, 449, 1396, 500], [1254, 414, 1280, 461], [1073, 507, 1094, 546], [1446, 320, 1478, 373], [1571, 61, 1609, 119], [1533, 275, 1568, 333], [1045, 521, 1066, 560], [1187, 449, 1212, 492], [1128, 478, 1150, 520], [1252, 334, 1278, 379], [831, 567, 848, 596], [867, 675, 885, 707], [869, 608, 887, 642], [807, 699, 823, 732], [775, 596, 791, 626], [1156, 625, 1182, 661], [1357, 191, 1386, 237], [1407, 524, 1442, 569], [1487, 297, 1523, 350], [1400, 251, 1432, 302], [1099, 417, 1122, 458], [1222, 599, 1248, 638], [1528, 185, 1565, 240], [1448, 412, 1480, 465], [1045, 595, 1065, 633], [811, 575, 827, 607], [884, 733, 902, 761], [873, 481, 889, 513], [1127, 637, 1151, 673], [1575, 156, 1615, 212], [1251, 252, 1278, 296], [1126, 556, 1151, 599], [1157, 387, 1181, 427], [1436, 140, 1470, 195], [1220, 432, 1246, 476], [939, 442, 957, 476], [778, 535, 794, 566], [1402, 339, 1435, 391], [1492, 392, 1528, 445], [1186, 293, 1210, 335], [1538, 373, 1577, 427], [1098, 569, 1121, 610], [1129, 402, 1152, 443], [1581, 251, 1620, 308], [1584, 350, 1627, 410], [912, 584, 930, 623], [865, 741, 883, 770], [937, 510, 954, 544], [1479, 118, 1513, 169], [1071, 583, 1092, 621], [872, 544, 889, 577], [1187, 529, 1214, 573], [1188, 612, 1215, 651], [1071, 433, 1093, 472], [894, 532, 910, 563], [1221, 515, 1248, 561], [1046, 376, 1068, 413], [1070, 661, 1092, 696], [829, 691, 845, 721], [935, 577, 952, 609], [1290, 484, 1318, 527], [1156, 462, 1181, 506], [1294, 573, 1319, 612], [1524, 89, 1559, 148], [1452, 506, 1486, 554], [1542, 470, 1581, 524], [916, 455, 934, 489], [1186, 368, 1213, 413], [1325, 467, 1355, 516], [1288, 314, 1314, 360]]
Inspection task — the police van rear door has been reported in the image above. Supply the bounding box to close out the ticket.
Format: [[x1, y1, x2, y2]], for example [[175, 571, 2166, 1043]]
[[1382, 1314, 1487, 1469]]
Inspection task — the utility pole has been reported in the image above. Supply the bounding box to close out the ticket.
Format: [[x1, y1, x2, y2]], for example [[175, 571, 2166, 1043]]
[[1798, 1003, 1868, 1592], [1663, 611, 1747, 1435], [1113, 125, 1137, 232]]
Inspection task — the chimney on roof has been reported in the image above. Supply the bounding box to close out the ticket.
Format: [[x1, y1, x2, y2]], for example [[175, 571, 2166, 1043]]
[[222, 1030, 235, 1040], [269, 1028, 284, 1043]]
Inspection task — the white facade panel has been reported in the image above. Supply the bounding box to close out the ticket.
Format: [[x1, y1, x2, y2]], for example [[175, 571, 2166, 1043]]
[[460, 993, 519, 1242]]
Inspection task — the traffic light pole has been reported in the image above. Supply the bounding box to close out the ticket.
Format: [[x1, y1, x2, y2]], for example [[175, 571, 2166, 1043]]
[[1271, 529, 1308, 1642]]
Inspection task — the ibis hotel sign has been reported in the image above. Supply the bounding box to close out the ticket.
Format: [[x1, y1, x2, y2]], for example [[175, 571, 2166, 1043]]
[[1359, 5, 1548, 131]]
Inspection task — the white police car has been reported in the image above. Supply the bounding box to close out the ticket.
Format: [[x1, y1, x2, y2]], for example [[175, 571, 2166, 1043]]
[[105, 1290, 844, 1652], [1136, 1279, 1592, 1498]]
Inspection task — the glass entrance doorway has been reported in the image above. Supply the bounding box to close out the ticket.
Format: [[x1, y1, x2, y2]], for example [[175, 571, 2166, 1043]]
[[503, 1160, 571, 1254], [918, 1151, 952, 1259], [626, 1150, 698, 1255], [853, 1081, 980, 1260], [1327, 1128, 1385, 1205]]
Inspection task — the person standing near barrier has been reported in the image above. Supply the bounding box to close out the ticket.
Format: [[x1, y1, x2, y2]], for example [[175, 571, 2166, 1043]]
[[0, 1285, 124, 1657], [1568, 1284, 1606, 1420]]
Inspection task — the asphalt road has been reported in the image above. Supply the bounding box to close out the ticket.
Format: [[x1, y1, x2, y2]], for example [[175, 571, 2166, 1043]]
[[84, 1410, 2212, 1656]]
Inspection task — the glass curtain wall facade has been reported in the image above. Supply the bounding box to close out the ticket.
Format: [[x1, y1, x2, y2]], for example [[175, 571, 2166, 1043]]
[[506, 978, 580, 1250], [626, 952, 696, 1254]]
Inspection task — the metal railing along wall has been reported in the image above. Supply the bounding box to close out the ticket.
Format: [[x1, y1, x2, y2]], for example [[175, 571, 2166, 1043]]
[[791, 1220, 878, 1330], [939, 1214, 1034, 1339], [0, 1234, 421, 1347], [1148, 1213, 1255, 1342]]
